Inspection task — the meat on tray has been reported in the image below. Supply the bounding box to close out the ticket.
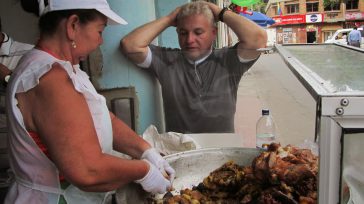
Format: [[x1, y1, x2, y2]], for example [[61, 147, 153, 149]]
[[162, 143, 318, 204]]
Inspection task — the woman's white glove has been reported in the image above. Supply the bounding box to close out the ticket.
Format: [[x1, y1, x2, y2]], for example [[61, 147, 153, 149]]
[[135, 160, 171, 194], [141, 148, 176, 183]]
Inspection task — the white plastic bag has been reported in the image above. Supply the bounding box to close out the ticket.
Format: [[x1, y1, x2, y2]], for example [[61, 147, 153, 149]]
[[142, 125, 201, 156]]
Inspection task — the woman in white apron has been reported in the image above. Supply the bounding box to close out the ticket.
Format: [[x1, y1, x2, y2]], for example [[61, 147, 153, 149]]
[[5, 0, 175, 203]]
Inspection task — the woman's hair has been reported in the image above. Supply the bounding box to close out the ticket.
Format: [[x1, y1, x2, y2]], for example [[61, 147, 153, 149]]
[[177, 1, 215, 26], [20, 0, 105, 36]]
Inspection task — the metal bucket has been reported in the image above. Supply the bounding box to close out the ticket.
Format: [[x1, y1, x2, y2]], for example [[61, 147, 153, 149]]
[[115, 147, 261, 204]]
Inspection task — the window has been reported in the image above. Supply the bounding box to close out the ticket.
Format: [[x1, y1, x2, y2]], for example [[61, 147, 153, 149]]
[[306, 2, 319, 12], [346, 0, 358, 10], [271, 5, 277, 15], [286, 4, 299, 14], [324, 2, 340, 11]]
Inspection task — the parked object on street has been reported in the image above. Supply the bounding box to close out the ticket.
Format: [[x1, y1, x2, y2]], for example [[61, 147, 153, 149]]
[[256, 109, 276, 149], [325, 28, 352, 45], [325, 28, 364, 48]]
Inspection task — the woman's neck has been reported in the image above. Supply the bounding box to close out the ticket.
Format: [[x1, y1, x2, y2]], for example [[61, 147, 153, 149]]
[[35, 38, 70, 61]]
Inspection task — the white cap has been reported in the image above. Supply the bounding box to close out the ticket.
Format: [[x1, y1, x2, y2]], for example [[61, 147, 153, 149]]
[[39, 0, 127, 25]]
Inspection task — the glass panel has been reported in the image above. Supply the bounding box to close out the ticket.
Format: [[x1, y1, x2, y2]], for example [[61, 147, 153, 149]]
[[341, 132, 364, 203], [346, 0, 359, 10], [324, 3, 340, 11], [283, 45, 364, 92], [286, 4, 299, 14], [306, 2, 319, 12]]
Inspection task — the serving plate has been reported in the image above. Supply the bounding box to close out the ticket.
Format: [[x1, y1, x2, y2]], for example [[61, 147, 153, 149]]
[[116, 147, 261, 204]]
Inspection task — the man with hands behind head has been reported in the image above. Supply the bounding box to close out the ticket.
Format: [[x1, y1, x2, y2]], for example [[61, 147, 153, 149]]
[[120, 0, 267, 134]]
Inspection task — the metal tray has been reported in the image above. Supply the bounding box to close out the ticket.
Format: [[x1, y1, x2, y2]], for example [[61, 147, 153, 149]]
[[115, 147, 261, 204]]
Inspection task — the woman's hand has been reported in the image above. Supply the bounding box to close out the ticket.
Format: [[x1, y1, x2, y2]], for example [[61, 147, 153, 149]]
[[141, 148, 176, 183], [135, 160, 172, 194]]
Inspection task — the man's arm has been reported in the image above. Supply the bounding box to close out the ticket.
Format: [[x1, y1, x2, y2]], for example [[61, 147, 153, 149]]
[[120, 8, 180, 64], [205, 2, 267, 59]]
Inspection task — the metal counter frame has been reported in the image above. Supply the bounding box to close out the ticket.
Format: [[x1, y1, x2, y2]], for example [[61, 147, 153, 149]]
[[275, 43, 364, 204]]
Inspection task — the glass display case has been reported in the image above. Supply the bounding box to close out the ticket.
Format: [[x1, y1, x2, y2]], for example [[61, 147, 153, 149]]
[[275, 43, 364, 204]]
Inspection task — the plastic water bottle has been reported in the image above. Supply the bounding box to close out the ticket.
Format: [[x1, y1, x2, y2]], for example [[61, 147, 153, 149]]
[[256, 109, 276, 149]]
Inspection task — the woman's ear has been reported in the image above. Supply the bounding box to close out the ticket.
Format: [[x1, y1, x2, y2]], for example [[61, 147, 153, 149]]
[[66, 14, 80, 41]]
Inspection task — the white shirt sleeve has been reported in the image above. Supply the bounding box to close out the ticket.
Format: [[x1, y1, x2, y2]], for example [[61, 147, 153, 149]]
[[136, 46, 152, 68]]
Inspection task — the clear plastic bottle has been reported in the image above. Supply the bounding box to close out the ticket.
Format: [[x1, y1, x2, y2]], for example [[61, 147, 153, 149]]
[[256, 109, 276, 149]]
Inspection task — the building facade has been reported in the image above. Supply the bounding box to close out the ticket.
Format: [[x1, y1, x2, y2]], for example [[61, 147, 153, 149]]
[[265, 0, 364, 44]]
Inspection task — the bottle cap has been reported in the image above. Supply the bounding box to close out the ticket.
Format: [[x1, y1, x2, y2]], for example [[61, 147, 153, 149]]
[[262, 109, 269, 115]]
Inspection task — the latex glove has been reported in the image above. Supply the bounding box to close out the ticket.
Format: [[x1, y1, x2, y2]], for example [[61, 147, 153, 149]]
[[141, 148, 176, 183], [135, 160, 171, 194]]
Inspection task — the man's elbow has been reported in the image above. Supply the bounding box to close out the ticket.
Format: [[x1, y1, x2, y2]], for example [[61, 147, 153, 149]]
[[119, 38, 148, 64], [120, 37, 146, 57], [119, 37, 131, 55]]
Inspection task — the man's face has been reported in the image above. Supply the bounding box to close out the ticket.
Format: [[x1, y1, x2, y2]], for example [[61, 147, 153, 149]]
[[177, 14, 216, 61]]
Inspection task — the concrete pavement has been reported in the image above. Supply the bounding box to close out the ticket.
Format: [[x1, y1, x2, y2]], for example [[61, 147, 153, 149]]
[[234, 52, 317, 148]]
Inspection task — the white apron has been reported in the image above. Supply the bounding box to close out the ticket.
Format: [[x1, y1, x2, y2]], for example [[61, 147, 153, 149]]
[[5, 49, 113, 204]]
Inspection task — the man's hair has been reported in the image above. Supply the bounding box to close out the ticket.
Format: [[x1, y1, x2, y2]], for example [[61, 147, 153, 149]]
[[177, 1, 215, 26], [353, 26, 357, 30]]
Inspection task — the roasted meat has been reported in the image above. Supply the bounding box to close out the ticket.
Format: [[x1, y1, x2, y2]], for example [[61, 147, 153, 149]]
[[161, 143, 318, 204]]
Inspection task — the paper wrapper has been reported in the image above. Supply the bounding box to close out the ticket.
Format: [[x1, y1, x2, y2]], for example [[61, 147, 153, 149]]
[[142, 125, 201, 156]]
